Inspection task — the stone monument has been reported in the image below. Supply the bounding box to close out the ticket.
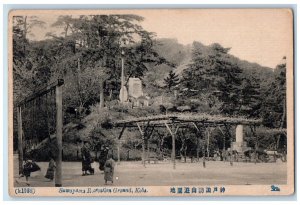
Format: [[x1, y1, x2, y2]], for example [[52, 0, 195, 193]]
[[119, 86, 128, 102], [128, 78, 143, 98], [231, 125, 250, 153]]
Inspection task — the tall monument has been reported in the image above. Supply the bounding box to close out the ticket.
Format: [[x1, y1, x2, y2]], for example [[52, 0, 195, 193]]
[[232, 125, 250, 153], [119, 50, 128, 102]]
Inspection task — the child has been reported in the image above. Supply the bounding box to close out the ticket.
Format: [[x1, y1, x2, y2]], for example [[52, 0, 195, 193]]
[[45, 157, 56, 181], [104, 153, 115, 185]]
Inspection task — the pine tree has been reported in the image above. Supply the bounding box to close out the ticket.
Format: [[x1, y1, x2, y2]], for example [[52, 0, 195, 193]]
[[164, 70, 180, 90], [182, 42, 243, 115], [261, 57, 286, 128], [239, 76, 261, 117]]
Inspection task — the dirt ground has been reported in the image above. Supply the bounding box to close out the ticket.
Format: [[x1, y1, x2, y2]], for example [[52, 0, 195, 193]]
[[13, 155, 287, 187]]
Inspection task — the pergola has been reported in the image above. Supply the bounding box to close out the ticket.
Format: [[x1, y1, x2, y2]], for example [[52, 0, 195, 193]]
[[113, 113, 265, 169]]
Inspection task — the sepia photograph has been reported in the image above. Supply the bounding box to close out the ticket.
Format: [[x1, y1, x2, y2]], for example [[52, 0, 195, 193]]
[[8, 9, 294, 196]]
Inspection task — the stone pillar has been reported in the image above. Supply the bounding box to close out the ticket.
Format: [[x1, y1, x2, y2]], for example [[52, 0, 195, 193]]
[[236, 125, 243, 143], [232, 124, 249, 153]]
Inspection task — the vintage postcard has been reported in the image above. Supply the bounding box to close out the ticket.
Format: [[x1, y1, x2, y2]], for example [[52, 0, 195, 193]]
[[8, 9, 294, 197]]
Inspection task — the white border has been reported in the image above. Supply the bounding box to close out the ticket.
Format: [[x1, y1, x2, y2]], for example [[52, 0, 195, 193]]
[[1, 0, 299, 205]]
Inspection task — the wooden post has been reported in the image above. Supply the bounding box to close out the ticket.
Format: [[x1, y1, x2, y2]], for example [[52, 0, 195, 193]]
[[230, 135, 233, 166], [192, 123, 200, 162], [55, 84, 63, 187], [117, 124, 127, 162], [250, 126, 258, 164], [196, 136, 200, 162], [146, 126, 155, 162], [172, 130, 175, 169], [142, 135, 145, 167], [184, 148, 187, 163], [165, 123, 177, 170], [202, 137, 206, 168], [223, 134, 226, 162], [17, 106, 23, 175], [255, 132, 258, 164], [217, 126, 226, 162], [224, 124, 233, 166], [192, 123, 206, 167], [147, 138, 150, 160], [137, 123, 146, 167], [117, 139, 121, 165], [207, 129, 210, 159], [276, 134, 281, 151]]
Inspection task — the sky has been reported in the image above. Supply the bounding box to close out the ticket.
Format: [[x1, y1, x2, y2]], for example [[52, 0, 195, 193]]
[[25, 9, 293, 68]]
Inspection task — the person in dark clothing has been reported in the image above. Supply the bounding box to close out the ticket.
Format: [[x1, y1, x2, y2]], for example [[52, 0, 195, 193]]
[[81, 141, 94, 176], [98, 146, 109, 172], [45, 157, 56, 181], [18, 158, 40, 186]]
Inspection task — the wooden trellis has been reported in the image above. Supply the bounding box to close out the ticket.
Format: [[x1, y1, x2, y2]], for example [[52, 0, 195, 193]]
[[113, 114, 263, 169]]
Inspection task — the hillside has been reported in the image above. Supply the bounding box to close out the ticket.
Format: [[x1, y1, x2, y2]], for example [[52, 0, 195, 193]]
[[20, 38, 280, 162], [143, 38, 274, 97]]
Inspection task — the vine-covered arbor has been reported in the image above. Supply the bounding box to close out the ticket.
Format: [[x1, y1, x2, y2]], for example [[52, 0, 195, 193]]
[[113, 114, 286, 169]]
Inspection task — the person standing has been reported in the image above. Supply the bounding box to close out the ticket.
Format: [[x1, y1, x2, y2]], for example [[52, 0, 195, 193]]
[[81, 140, 93, 176], [98, 146, 109, 172], [45, 157, 56, 181], [104, 153, 115, 185]]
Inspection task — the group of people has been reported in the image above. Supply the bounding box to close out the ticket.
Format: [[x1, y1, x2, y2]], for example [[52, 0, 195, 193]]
[[18, 156, 56, 186], [81, 140, 115, 185], [18, 140, 115, 186]]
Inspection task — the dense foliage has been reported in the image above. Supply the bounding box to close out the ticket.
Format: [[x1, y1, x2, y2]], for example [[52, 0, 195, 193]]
[[13, 15, 287, 160]]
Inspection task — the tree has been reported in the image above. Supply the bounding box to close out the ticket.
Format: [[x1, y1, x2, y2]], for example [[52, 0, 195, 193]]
[[182, 42, 243, 115], [63, 60, 101, 119], [13, 16, 45, 56], [25, 14, 173, 118], [51, 15, 74, 38], [164, 70, 180, 90], [13, 16, 47, 105], [239, 75, 261, 117], [61, 15, 170, 108], [260, 57, 286, 128]]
